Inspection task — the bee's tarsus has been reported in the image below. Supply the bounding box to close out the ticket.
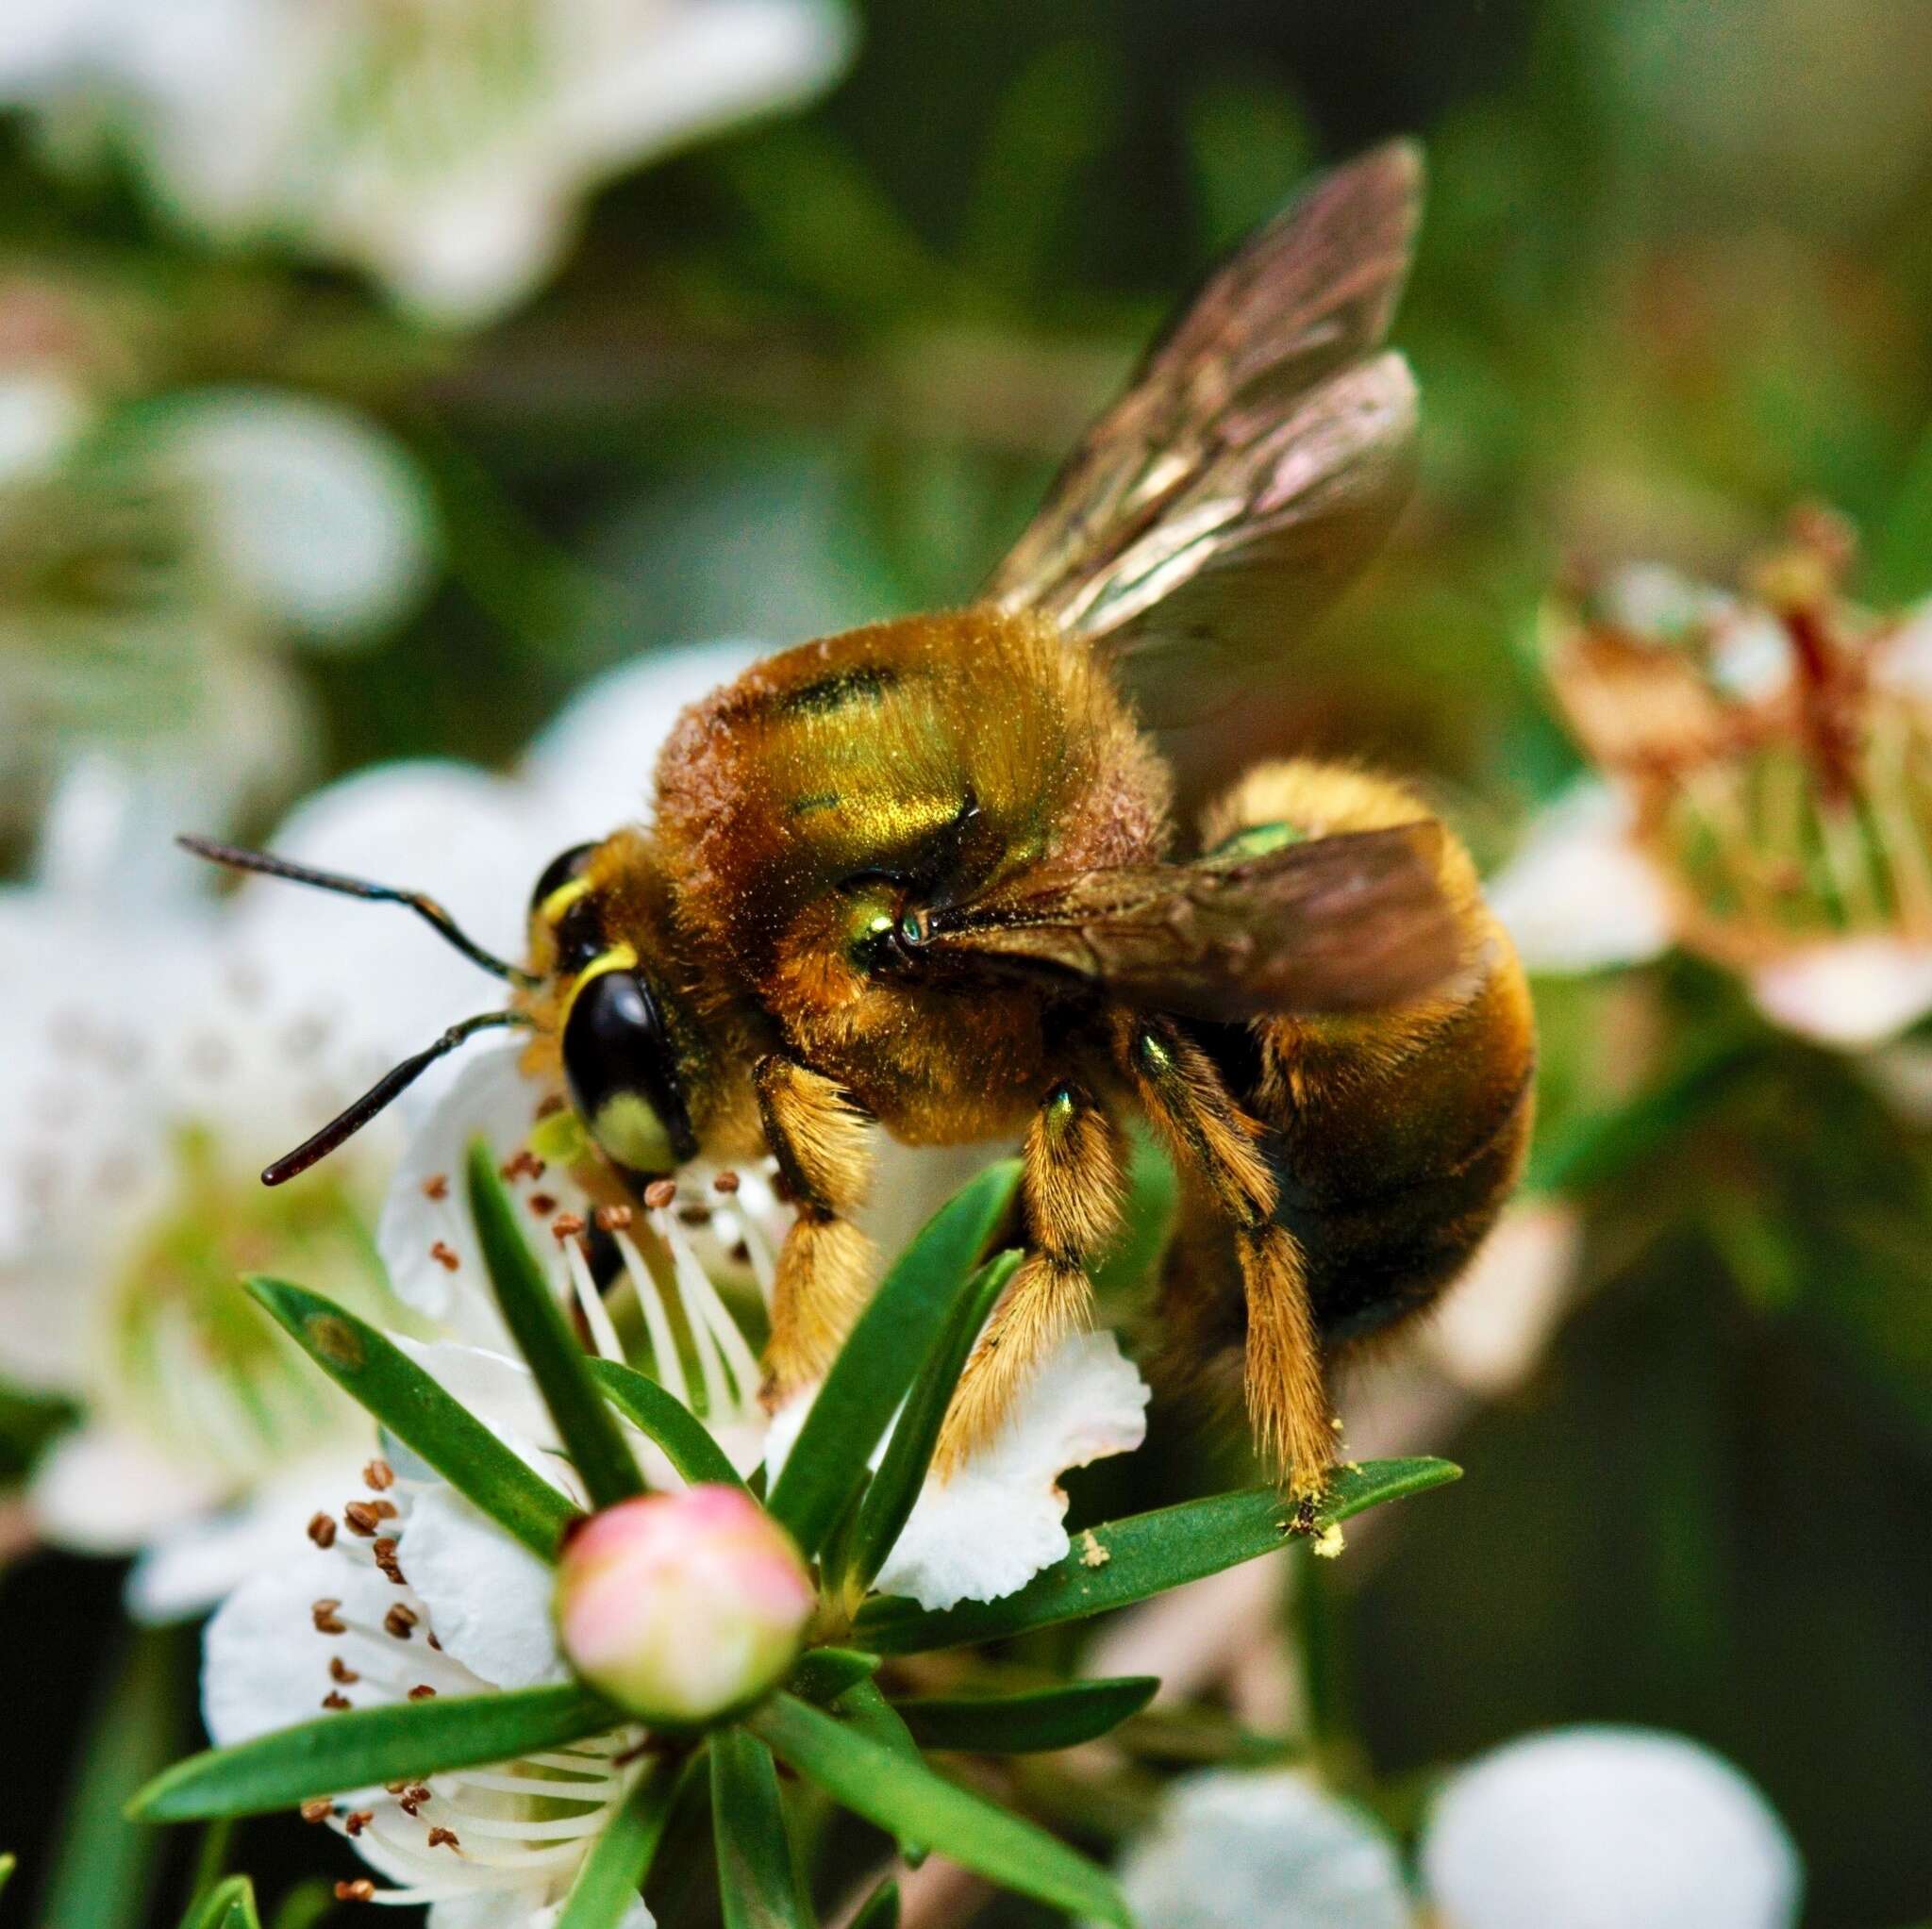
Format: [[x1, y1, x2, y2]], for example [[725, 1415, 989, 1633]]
[[260, 1009, 530, 1187], [175, 835, 538, 989]]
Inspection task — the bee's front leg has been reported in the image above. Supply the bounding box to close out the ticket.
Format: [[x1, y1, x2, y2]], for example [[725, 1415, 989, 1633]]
[[754, 1056, 878, 1405], [934, 1079, 1126, 1476], [1116, 1014, 1335, 1498]]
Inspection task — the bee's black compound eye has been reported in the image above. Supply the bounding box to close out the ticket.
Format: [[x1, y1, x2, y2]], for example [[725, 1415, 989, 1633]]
[[562, 967, 698, 1175], [530, 842, 597, 916]]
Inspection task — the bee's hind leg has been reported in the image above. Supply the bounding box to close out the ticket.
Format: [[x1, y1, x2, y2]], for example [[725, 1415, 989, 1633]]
[[933, 1079, 1126, 1476], [754, 1056, 878, 1405], [1116, 1014, 1336, 1499]]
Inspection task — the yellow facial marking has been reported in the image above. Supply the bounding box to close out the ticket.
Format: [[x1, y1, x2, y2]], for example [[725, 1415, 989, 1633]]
[[539, 873, 593, 924], [559, 942, 639, 1029]]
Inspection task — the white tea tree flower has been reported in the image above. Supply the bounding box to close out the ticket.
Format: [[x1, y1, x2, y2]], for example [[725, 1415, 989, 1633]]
[[380, 1038, 1151, 1614], [1108, 1730, 1801, 1929], [204, 1428, 655, 1925], [0, 641, 758, 1615], [1492, 513, 1932, 1050], [0, 0, 855, 324], [1420, 1726, 1803, 1929]]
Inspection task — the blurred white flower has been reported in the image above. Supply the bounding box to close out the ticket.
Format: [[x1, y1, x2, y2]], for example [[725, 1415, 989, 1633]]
[[1419, 1200, 1582, 1399], [0, 280, 436, 853], [203, 1423, 653, 1926], [1108, 1731, 1801, 1929], [1108, 1770, 1412, 1929], [0, 640, 754, 1615], [0, 0, 856, 324], [1499, 521, 1932, 1049], [1421, 1726, 1802, 1929]]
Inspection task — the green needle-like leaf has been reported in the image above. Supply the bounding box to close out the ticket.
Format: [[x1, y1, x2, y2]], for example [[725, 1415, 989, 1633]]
[[467, 1141, 643, 1510], [247, 1278, 575, 1560], [857, 1458, 1460, 1653], [130, 1684, 615, 1821], [556, 1755, 683, 1929], [44, 1625, 182, 1929], [834, 1679, 926, 1865], [712, 1729, 813, 1928], [749, 1694, 1127, 1926], [847, 1880, 899, 1929], [893, 1676, 1159, 1754], [181, 1876, 261, 1929], [767, 1159, 1020, 1556], [789, 1647, 881, 1705], [844, 1249, 1022, 1595], [590, 1357, 747, 1489]]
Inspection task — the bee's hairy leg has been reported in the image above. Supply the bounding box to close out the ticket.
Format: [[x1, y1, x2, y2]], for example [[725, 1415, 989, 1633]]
[[934, 1079, 1126, 1477], [753, 1056, 878, 1405], [1115, 1014, 1335, 1499]]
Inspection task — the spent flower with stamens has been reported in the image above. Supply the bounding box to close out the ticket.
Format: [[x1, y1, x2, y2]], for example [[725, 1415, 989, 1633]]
[[1493, 508, 1932, 1046]]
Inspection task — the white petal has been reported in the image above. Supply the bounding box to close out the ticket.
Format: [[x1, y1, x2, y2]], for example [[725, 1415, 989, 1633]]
[[518, 640, 764, 838], [1748, 939, 1932, 1048], [378, 1043, 587, 1346], [400, 1484, 567, 1691], [126, 1446, 375, 1623], [242, 759, 539, 1025], [764, 1330, 1149, 1613], [1487, 784, 1675, 973], [203, 1542, 403, 1747], [29, 1423, 225, 1555], [1421, 1726, 1801, 1929], [1109, 1769, 1411, 1929], [147, 387, 434, 638], [395, 1340, 563, 1457], [1420, 1203, 1581, 1397], [563, 0, 855, 171]]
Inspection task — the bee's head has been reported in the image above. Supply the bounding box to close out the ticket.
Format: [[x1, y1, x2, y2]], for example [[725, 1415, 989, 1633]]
[[529, 841, 700, 1177], [175, 831, 702, 1188]]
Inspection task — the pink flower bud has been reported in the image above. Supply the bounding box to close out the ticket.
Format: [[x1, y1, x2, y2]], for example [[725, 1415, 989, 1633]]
[[555, 1486, 813, 1724]]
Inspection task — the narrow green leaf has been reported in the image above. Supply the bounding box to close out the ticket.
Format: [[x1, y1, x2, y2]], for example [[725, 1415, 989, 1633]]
[[857, 1459, 1460, 1653], [182, 1876, 261, 1929], [712, 1729, 813, 1928], [768, 1159, 1021, 1556], [590, 1357, 747, 1489], [893, 1676, 1159, 1754], [266, 1885, 336, 1929], [789, 1648, 880, 1705], [0, 1853, 15, 1897], [247, 1277, 575, 1561], [749, 1694, 1127, 1926], [844, 1250, 1022, 1594], [44, 1625, 182, 1929], [557, 1755, 683, 1929], [834, 1679, 925, 1865], [467, 1141, 643, 1510], [130, 1684, 614, 1821], [848, 1879, 899, 1929]]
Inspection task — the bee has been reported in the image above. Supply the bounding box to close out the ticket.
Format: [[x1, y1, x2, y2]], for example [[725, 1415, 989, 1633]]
[[184, 143, 1534, 1495]]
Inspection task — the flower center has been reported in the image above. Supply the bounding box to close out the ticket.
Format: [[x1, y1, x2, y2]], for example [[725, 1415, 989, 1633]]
[[106, 1125, 389, 1479]]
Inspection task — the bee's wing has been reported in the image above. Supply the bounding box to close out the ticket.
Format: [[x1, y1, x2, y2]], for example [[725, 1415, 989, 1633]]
[[912, 823, 1465, 1020], [983, 141, 1422, 732]]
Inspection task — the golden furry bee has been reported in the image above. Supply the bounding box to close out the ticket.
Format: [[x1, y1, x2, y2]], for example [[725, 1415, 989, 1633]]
[[186, 143, 1534, 1495]]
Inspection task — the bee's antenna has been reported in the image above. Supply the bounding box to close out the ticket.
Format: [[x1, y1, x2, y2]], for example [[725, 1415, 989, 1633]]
[[177, 835, 538, 989], [262, 1009, 532, 1186]]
